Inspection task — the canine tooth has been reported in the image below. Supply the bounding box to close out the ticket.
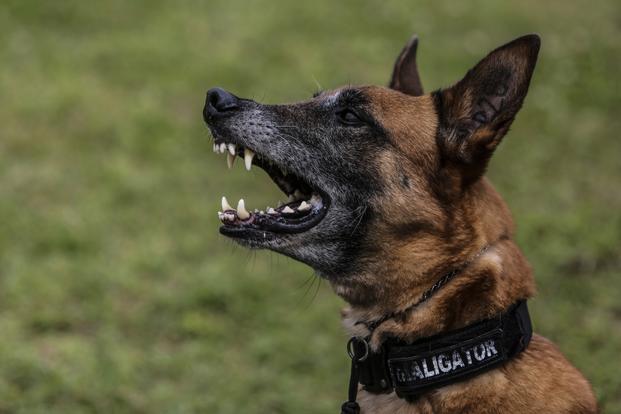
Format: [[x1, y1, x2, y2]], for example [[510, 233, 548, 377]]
[[244, 149, 255, 171], [221, 196, 233, 211], [237, 199, 250, 220], [228, 144, 236, 156], [298, 201, 311, 211], [213, 143, 218, 153], [219, 143, 226, 153], [287, 194, 295, 202], [226, 152, 235, 169], [282, 206, 295, 214], [293, 189, 304, 200], [260, 210, 264, 214], [267, 207, 277, 214], [217, 211, 224, 220]]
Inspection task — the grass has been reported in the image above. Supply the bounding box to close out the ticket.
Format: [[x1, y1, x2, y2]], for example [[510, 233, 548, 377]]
[[0, 0, 619, 412]]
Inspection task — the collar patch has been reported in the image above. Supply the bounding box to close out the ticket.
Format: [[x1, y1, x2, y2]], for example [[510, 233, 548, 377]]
[[389, 329, 505, 390]]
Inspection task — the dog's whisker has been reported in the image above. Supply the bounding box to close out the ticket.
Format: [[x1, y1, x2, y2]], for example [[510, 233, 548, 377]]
[[301, 273, 318, 302], [311, 74, 323, 93], [299, 272, 322, 309], [297, 271, 317, 290], [309, 274, 322, 306], [350, 205, 368, 235]]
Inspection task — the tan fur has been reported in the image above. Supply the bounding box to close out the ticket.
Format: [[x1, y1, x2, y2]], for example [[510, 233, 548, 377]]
[[332, 86, 597, 413]]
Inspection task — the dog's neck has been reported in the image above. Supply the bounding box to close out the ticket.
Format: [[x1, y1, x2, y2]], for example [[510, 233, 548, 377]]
[[334, 178, 536, 350]]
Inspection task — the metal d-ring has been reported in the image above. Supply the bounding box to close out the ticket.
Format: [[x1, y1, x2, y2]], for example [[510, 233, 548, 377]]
[[347, 337, 369, 362]]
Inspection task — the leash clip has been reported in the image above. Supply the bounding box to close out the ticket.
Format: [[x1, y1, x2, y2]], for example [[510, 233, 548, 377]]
[[347, 337, 369, 362], [341, 337, 369, 414]]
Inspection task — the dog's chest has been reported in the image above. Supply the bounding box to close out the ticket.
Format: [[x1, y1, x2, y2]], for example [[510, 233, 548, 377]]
[[357, 390, 431, 414]]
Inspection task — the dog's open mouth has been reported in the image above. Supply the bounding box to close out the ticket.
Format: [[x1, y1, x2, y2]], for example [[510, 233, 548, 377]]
[[212, 139, 329, 239]]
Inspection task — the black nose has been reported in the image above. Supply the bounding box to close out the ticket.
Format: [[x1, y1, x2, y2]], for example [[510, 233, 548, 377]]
[[204, 87, 239, 120]]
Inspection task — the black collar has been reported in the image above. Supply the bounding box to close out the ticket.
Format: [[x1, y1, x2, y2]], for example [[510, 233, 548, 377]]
[[340, 301, 532, 413]]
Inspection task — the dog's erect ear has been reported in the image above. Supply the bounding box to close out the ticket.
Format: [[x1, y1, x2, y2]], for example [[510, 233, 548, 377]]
[[389, 34, 424, 96], [435, 34, 540, 181]]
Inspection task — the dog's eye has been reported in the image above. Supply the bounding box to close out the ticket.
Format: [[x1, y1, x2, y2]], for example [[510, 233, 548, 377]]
[[336, 108, 364, 126]]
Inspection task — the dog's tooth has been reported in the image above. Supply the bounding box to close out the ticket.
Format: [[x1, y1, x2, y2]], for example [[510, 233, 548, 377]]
[[228, 144, 236, 156], [213, 143, 218, 153], [217, 211, 224, 220], [226, 152, 235, 169], [224, 212, 235, 221], [293, 189, 304, 200], [260, 210, 264, 215], [237, 199, 250, 220], [282, 206, 295, 214], [219, 143, 226, 153], [244, 149, 255, 171], [221, 196, 233, 211], [287, 194, 295, 203], [310, 194, 322, 206], [267, 207, 277, 215], [298, 201, 311, 211]]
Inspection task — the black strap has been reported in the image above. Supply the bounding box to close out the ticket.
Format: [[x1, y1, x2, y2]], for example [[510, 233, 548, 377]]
[[340, 338, 369, 414], [340, 361, 360, 414], [347, 300, 532, 402]]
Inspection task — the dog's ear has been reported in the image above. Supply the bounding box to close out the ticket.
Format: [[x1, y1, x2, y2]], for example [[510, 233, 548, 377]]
[[389, 34, 424, 96], [435, 34, 540, 182]]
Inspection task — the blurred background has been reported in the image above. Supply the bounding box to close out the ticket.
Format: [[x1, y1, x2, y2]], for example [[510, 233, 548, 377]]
[[1, 0, 620, 413]]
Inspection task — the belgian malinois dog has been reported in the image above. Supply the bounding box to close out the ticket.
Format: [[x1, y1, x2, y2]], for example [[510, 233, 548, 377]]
[[203, 34, 598, 413]]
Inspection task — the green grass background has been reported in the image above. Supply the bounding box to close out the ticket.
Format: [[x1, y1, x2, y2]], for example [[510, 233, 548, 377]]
[[1, 1, 620, 413]]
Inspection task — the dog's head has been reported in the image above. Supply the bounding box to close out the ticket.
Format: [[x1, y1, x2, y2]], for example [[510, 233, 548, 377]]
[[204, 35, 540, 305]]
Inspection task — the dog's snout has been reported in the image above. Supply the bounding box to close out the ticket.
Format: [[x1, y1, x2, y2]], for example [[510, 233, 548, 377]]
[[204, 87, 239, 120]]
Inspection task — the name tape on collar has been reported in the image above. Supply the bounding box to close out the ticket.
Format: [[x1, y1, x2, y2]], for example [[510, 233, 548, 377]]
[[388, 329, 506, 391]]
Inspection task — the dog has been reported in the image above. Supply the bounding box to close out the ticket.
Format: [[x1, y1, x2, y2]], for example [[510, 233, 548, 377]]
[[203, 34, 598, 413]]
